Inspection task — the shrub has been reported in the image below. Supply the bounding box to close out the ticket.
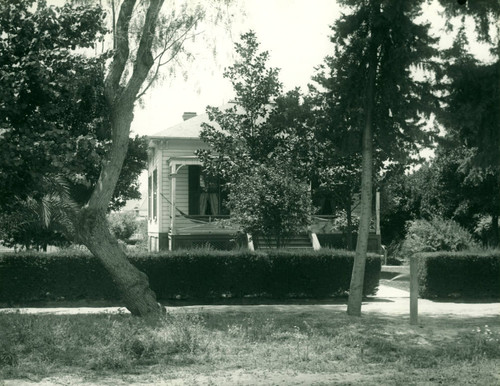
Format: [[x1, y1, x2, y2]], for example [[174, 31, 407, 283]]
[[416, 251, 500, 299], [0, 252, 121, 303], [108, 212, 138, 242], [0, 250, 381, 303], [401, 217, 478, 257], [228, 164, 313, 248]]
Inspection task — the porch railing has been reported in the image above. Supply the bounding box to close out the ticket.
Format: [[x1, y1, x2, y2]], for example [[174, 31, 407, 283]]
[[175, 214, 230, 223]]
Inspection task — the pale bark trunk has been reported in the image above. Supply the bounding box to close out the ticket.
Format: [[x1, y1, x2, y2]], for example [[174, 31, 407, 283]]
[[347, 2, 378, 316], [73, 0, 165, 316], [346, 105, 373, 316], [76, 209, 161, 316]]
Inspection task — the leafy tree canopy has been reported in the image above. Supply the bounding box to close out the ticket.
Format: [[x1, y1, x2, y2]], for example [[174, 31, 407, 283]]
[[0, 0, 147, 215], [197, 31, 314, 244]]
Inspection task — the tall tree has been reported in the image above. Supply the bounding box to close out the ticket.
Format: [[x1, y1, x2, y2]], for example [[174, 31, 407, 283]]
[[434, 2, 500, 245], [0, 0, 223, 316], [197, 32, 314, 246], [320, 0, 438, 316]]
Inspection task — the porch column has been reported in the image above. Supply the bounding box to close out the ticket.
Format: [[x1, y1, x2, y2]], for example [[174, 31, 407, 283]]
[[169, 162, 177, 251]]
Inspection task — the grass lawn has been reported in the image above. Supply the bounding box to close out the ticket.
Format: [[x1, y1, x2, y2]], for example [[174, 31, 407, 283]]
[[1, 308, 499, 385]]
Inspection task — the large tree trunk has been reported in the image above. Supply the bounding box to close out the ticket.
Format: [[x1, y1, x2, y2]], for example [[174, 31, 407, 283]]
[[74, 0, 165, 316], [347, 2, 378, 316], [76, 209, 161, 316], [346, 104, 373, 316]]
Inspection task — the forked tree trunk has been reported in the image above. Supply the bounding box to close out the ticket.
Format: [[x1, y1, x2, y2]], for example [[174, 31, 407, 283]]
[[72, 0, 165, 316], [347, 2, 378, 316]]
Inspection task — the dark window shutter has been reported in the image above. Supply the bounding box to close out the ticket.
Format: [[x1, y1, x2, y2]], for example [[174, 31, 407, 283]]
[[188, 165, 201, 215], [153, 169, 158, 219]]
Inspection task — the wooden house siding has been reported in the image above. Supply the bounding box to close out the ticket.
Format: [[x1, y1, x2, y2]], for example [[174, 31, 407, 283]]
[[153, 138, 211, 235], [147, 148, 162, 234]]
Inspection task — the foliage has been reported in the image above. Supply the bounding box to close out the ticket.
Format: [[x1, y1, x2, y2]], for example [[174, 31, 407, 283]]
[[0, 0, 236, 316], [312, 1, 438, 168], [379, 168, 421, 251], [0, 250, 381, 302], [197, 32, 314, 245], [417, 251, 500, 299], [437, 0, 500, 45], [108, 212, 139, 242], [437, 56, 499, 170], [431, 8, 499, 246], [227, 163, 312, 247], [0, 1, 148, 220], [319, 0, 438, 314], [0, 176, 78, 250], [401, 217, 478, 256]]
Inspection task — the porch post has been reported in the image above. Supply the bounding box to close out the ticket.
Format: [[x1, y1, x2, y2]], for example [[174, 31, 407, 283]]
[[169, 162, 177, 251]]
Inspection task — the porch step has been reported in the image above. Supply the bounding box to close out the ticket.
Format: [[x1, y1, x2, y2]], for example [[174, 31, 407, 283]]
[[254, 234, 313, 250]]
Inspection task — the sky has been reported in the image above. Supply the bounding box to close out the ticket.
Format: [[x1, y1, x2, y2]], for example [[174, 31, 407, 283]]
[[120, 0, 494, 205], [130, 0, 494, 138], [131, 0, 340, 137]]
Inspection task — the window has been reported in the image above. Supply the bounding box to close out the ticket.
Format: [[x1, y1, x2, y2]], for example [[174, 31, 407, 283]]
[[148, 175, 152, 219], [311, 177, 335, 215], [188, 165, 228, 216], [153, 169, 158, 220]]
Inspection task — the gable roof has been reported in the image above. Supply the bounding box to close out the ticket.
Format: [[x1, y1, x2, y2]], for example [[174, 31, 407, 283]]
[[149, 111, 211, 139], [149, 103, 239, 139]]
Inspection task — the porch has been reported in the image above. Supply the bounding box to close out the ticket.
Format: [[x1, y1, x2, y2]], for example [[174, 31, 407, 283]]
[[154, 156, 381, 253]]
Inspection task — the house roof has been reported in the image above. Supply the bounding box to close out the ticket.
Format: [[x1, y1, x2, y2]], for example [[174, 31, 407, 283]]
[[149, 103, 240, 139]]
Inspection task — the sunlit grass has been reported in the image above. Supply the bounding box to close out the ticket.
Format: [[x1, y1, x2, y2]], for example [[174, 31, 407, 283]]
[[0, 309, 499, 384]]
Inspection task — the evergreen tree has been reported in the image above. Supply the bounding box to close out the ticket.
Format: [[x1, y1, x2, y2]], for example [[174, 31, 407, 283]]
[[434, 3, 500, 246], [318, 0, 438, 315]]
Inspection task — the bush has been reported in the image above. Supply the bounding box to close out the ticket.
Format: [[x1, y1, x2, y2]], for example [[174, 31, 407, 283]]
[[228, 164, 313, 248], [108, 212, 138, 242], [416, 251, 500, 299], [0, 252, 121, 303], [401, 217, 478, 257], [0, 250, 381, 303]]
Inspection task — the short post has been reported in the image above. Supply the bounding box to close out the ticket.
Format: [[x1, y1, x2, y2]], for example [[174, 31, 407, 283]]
[[247, 233, 255, 251], [410, 255, 418, 325]]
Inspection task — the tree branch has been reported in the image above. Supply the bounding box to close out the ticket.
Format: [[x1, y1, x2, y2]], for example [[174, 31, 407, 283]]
[[88, 0, 164, 211], [123, 0, 165, 103], [135, 17, 203, 101], [104, 0, 136, 103]]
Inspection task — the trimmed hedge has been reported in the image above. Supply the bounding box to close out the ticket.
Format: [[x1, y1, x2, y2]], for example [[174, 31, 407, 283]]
[[0, 250, 381, 303], [416, 251, 500, 299]]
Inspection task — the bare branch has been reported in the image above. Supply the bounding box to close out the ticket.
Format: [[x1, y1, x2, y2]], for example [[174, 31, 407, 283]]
[[123, 0, 165, 103], [135, 21, 204, 101], [88, 0, 165, 211], [104, 0, 136, 102]]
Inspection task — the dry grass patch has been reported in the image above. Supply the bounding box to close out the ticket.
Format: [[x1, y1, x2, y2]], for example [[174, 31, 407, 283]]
[[0, 308, 499, 384]]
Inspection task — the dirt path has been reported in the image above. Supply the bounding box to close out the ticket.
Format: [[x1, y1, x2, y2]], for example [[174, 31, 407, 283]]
[[1, 285, 498, 319]]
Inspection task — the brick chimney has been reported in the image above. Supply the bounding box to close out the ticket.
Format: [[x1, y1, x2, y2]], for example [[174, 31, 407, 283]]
[[182, 112, 197, 121]]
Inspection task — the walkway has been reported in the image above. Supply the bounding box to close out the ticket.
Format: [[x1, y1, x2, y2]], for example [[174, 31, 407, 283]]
[[1, 285, 499, 319]]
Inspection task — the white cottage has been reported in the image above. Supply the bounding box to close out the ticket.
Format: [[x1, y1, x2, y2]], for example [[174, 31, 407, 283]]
[[146, 109, 242, 251], [146, 107, 382, 252]]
